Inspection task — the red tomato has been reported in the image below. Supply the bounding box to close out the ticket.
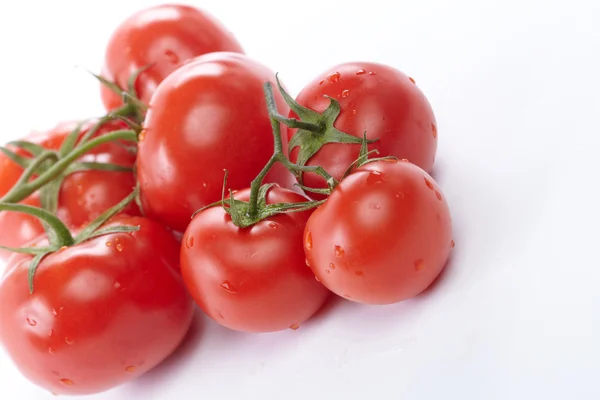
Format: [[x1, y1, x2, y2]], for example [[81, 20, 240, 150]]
[[304, 160, 452, 305], [137, 52, 295, 233], [180, 186, 330, 332], [288, 62, 437, 197], [0, 216, 194, 395], [0, 120, 139, 260], [101, 4, 244, 111]]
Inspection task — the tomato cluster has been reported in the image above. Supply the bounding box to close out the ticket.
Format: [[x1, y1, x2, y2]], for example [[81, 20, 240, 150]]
[[0, 4, 454, 396]]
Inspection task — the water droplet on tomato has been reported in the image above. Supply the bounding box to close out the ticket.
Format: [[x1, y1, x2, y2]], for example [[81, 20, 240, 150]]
[[26, 317, 37, 327], [48, 347, 56, 354], [424, 177, 434, 190], [356, 69, 366, 75], [431, 122, 438, 138], [138, 130, 146, 142], [220, 281, 237, 294], [289, 323, 300, 330], [355, 271, 364, 277], [401, 158, 409, 162], [268, 222, 278, 229], [414, 259, 426, 271], [59, 379, 74, 386], [451, 240, 456, 248], [341, 89, 350, 98], [305, 258, 311, 267], [116, 243, 124, 252], [319, 79, 325, 85], [216, 311, 225, 319], [329, 262, 336, 270], [326, 269, 331, 274], [368, 71, 377, 76], [202, 182, 207, 188], [125, 366, 136, 373], [76, 184, 83, 195], [435, 190, 443, 201], [164, 49, 179, 64], [369, 203, 381, 210], [352, 109, 357, 115], [306, 231, 313, 250], [327, 72, 341, 83], [48, 329, 54, 337], [395, 192, 405, 199], [366, 170, 384, 185], [64, 337, 75, 345], [185, 235, 195, 248], [114, 281, 121, 289], [334, 245, 345, 257], [315, 275, 321, 283], [105, 241, 112, 247], [409, 77, 416, 84]]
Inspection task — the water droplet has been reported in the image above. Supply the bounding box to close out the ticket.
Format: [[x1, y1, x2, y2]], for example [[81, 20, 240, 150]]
[[414, 259, 426, 271], [315, 275, 321, 283], [217, 311, 225, 319], [116, 243, 124, 252], [59, 379, 74, 386], [220, 281, 237, 294], [368, 71, 377, 76], [401, 158, 409, 162], [369, 203, 381, 210], [105, 241, 112, 247], [329, 262, 336, 270], [352, 109, 357, 115], [48, 347, 56, 354], [435, 190, 443, 201], [48, 329, 54, 337], [305, 258, 311, 267], [409, 77, 416, 84], [202, 182, 207, 188], [185, 235, 195, 248], [64, 337, 75, 345], [356, 69, 366, 75], [327, 71, 341, 83], [366, 170, 384, 185], [138, 130, 146, 142], [355, 271, 364, 277], [306, 231, 313, 250], [268, 222, 278, 229], [164, 49, 179, 64], [326, 269, 331, 274], [125, 366, 136, 373], [341, 89, 350, 98], [76, 184, 83, 195], [289, 324, 300, 330], [395, 192, 405, 199], [114, 281, 121, 289], [319, 79, 324, 85], [451, 240, 456, 248], [26, 317, 37, 327], [431, 122, 438, 138], [334, 245, 345, 257], [424, 177, 434, 190]]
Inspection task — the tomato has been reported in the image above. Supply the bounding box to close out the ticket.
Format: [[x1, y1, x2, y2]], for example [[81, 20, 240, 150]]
[[180, 186, 330, 332], [0, 216, 194, 395], [101, 4, 244, 111], [137, 52, 295, 233], [288, 62, 437, 198], [0, 120, 139, 261], [304, 160, 452, 305]]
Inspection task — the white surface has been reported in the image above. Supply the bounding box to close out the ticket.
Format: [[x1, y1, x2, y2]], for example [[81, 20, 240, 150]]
[[1, 0, 600, 399]]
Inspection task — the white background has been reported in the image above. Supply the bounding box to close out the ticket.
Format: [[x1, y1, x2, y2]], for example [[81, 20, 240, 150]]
[[1, 0, 599, 399]]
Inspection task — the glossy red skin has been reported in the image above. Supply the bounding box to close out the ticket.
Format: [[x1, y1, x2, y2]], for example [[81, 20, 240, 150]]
[[304, 160, 452, 305], [101, 4, 244, 111], [0, 216, 194, 395], [180, 186, 330, 332], [138, 52, 295, 233], [289, 62, 437, 198], [0, 120, 139, 261]]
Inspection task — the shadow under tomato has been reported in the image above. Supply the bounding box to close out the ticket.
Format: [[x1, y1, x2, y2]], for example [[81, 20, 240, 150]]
[[306, 293, 347, 325]]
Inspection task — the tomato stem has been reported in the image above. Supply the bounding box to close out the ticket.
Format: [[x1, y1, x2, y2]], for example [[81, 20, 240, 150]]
[[0, 129, 137, 204]]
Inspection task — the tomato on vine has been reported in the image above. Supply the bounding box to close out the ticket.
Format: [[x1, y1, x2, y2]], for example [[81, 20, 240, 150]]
[[101, 4, 244, 111], [137, 52, 295, 233], [304, 159, 453, 305]]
